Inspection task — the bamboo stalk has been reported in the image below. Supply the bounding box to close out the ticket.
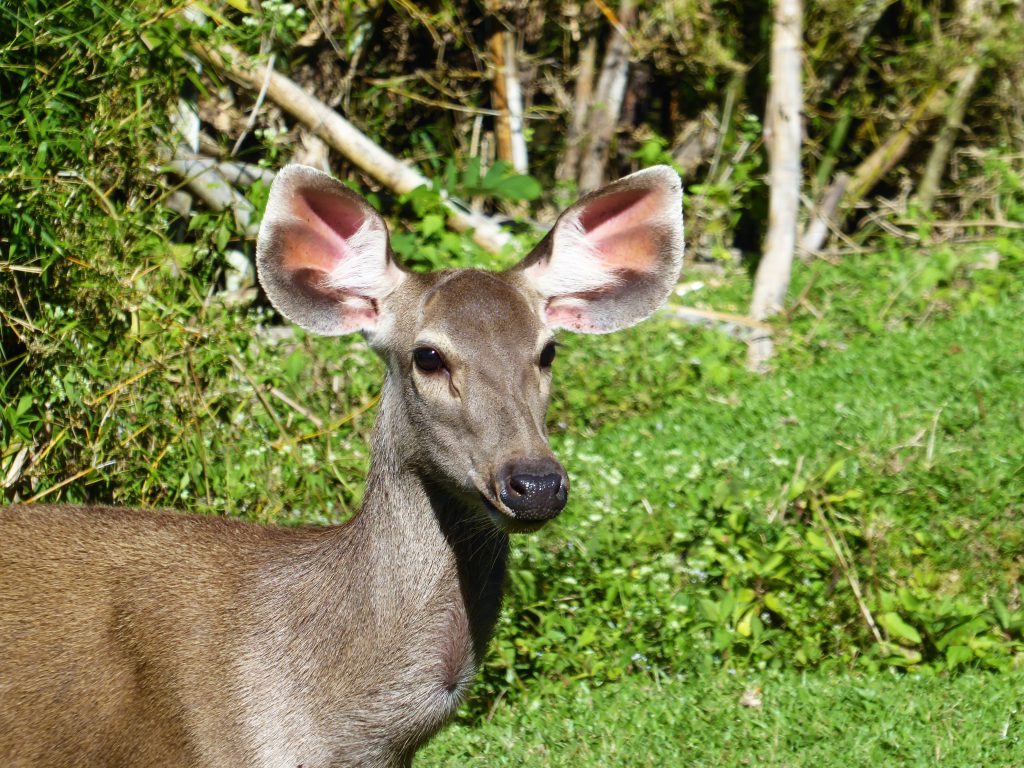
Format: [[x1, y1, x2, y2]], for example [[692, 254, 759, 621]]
[[166, 153, 259, 238], [488, 31, 513, 166], [555, 37, 597, 183], [578, 0, 635, 193], [845, 86, 947, 205], [800, 173, 849, 257], [915, 61, 982, 210], [503, 32, 528, 174]]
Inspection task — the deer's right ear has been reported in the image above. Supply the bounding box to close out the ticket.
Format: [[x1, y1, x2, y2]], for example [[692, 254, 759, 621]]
[[256, 165, 406, 336], [512, 166, 683, 334]]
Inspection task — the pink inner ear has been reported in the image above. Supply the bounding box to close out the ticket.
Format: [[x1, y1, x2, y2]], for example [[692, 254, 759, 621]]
[[280, 188, 369, 274], [305, 188, 366, 239], [578, 187, 665, 272]]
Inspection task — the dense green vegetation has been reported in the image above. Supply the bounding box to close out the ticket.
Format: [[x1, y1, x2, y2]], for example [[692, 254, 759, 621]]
[[2, 0, 1023, 763]]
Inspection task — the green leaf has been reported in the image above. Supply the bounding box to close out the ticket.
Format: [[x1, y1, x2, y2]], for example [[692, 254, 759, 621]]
[[494, 174, 542, 201], [736, 606, 757, 637], [420, 213, 445, 239], [481, 160, 510, 191], [936, 616, 991, 650], [757, 553, 785, 575], [463, 156, 481, 191], [764, 592, 787, 615], [946, 644, 974, 670], [992, 598, 1011, 630], [822, 458, 845, 483], [877, 612, 922, 645]]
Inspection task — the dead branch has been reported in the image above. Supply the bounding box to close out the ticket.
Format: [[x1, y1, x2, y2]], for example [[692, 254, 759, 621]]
[[194, 42, 512, 254], [800, 173, 849, 257], [166, 153, 258, 238], [215, 161, 277, 188]]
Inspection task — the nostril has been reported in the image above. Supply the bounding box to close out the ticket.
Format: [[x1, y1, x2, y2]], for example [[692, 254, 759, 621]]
[[509, 476, 529, 497]]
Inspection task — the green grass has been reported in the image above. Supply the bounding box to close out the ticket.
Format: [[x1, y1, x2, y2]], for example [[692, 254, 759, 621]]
[[421, 670, 1024, 766]]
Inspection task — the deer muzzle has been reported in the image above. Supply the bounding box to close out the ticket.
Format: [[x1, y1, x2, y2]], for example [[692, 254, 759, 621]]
[[496, 457, 569, 526]]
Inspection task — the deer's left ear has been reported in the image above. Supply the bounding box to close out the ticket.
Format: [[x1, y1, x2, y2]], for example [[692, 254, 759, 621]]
[[511, 166, 683, 334]]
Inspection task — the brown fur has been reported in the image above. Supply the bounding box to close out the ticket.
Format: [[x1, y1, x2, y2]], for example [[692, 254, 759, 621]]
[[0, 166, 683, 767]]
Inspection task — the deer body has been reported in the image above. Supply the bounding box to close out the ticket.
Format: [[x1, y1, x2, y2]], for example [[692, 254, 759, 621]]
[[0, 166, 683, 767]]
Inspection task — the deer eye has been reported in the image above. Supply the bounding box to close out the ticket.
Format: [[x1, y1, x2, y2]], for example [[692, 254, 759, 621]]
[[413, 347, 446, 373], [539, 341, 557, 369]]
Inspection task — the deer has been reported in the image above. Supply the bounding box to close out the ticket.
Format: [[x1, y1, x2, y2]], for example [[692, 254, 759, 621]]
[[0, 163, 683, 767]]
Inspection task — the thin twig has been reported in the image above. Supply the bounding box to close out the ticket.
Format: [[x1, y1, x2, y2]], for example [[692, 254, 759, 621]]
[[232, 53, 275, 157], [270, 387, 325, 429], [812, 498, 885, 646], [23, 467, 95, 504], [271, 395, 380, 450]]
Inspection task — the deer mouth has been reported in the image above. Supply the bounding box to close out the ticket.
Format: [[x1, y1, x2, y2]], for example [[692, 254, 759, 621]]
[[479, 494, 550, 534], [468, 460, 568, 534]]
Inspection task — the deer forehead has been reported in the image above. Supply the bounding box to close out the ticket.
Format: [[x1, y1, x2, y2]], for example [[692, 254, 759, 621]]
[[398, 269, 548, 355]]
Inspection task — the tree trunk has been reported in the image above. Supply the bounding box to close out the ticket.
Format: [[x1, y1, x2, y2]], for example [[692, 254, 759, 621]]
[[748, 0, 803, 373]]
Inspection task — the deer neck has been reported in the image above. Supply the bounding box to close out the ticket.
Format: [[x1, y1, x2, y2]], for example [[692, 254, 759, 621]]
[[343, 372, 509, 659]]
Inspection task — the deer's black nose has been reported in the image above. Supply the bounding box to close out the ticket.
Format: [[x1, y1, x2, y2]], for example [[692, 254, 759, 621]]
[[498, 458, 569, 521]]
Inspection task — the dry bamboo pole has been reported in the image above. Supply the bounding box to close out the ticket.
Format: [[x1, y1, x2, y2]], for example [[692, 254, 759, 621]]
[[488, 30, 529, 174], [489, 31, 514, 167], [915, 62, 982, 210], [800, 173, 849, 257], [915, 0, 994, 210], [748, 0, 803, 372], [578, 0, 635, 194], [194, 42, 512, 254], [166, 153, 258, 238], [799, 82, 952, 257], [504, 33, 528, 174], [845, 86, 947, 205], [555, 37, 597, 183]]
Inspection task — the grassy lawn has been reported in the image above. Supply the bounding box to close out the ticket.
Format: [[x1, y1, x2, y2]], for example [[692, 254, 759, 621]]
[[422, 670, 1024, 767]]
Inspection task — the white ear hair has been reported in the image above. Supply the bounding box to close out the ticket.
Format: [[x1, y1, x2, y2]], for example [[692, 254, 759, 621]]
[[525, 215, 623, 298], [322, 217, 392, 298]]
